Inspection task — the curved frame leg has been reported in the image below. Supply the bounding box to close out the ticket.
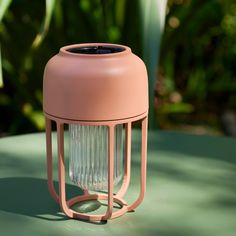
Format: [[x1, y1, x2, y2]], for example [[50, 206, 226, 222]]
[[104, 125, 115, 219], [46, 117, 59, 203], [128, 116, 148, 211], [116, 122, 131, 198], [56, 122, 74, 218]]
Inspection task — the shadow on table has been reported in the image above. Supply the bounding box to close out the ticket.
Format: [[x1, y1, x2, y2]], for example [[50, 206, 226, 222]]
[[148, 131, 236, 164], [132, 131, 236, 210], [0, 177, 83, 221]]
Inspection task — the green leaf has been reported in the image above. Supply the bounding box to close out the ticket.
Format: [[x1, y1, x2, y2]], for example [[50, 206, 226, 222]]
[[0, 0, 12, 87], [115, 0, 125, 28], [32, 0, 56, 48], [23, 103, 45, 130], [0, 0, 12, 22], [160, 103, 194, 114], [139, 0, 167, 128], [0, 44, 3, 88]]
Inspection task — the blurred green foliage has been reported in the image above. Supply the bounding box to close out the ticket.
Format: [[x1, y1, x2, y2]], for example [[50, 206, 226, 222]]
[[0, 0, 166, 135], [0, 0, 143, 135], [0, 0, 236, 135], [157, 0, 236, 131]]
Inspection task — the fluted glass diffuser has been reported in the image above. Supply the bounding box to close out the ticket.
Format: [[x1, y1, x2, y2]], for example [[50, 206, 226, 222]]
[[43, 43, 148, 221]]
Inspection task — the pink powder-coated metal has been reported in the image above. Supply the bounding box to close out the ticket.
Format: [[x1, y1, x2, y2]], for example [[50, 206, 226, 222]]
[[43, 43, 148, 221], [43, 43, 148, 121]]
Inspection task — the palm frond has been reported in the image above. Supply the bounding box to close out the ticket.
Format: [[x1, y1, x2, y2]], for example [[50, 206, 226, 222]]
[[139, 0, 167, 128], [0, 0, 12, 87], [31, 0, 56, 48]]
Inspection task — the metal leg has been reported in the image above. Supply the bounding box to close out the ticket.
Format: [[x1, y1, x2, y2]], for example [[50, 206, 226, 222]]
[[57, 122, 73, 218], [46, 117, 59, 202], [128, 116, 148, 211], [104, 125, 115, 219], [116, 122, 131, 198]]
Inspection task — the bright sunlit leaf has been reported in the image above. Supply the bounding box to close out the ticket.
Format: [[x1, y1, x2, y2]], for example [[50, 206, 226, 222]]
[[0, 45, 3, 88], [0, 0, 12, 22], [160, 103, 194, 113], [139, 0, 167, 128], [32, 0, 56, 48], [0, 0, 12, 87], [22, 103, 45, 130]]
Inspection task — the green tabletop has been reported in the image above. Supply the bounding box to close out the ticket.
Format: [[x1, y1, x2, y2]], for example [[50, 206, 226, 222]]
[[0, 130, 236, 236]]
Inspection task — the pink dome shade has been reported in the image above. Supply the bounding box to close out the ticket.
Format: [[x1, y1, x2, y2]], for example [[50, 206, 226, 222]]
[[43, 43, 148, 121]]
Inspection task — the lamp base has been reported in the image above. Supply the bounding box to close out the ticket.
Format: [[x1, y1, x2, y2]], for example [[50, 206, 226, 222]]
[[67, 193, 129, 221], [45, 113, 148, 221]]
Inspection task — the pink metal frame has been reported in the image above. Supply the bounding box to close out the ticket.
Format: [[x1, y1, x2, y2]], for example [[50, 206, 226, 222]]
[[45, 112, 148, 221]]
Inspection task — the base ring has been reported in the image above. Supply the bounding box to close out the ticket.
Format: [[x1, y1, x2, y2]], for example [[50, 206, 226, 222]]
[[66, 193, 128, 221]]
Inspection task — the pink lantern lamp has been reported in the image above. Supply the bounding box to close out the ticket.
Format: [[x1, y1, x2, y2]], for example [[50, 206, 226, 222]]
[[43, 43, 148, 221]]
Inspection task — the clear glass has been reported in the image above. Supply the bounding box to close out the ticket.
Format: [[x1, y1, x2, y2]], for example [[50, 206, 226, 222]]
[[69, 124, 123, 191]]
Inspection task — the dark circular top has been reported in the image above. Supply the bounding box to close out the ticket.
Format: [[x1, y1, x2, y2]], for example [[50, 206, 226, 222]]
[[66, 45, 126, 54]]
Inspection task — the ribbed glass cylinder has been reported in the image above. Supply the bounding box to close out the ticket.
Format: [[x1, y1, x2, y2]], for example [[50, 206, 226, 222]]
[[69, 124, 123, 191]]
